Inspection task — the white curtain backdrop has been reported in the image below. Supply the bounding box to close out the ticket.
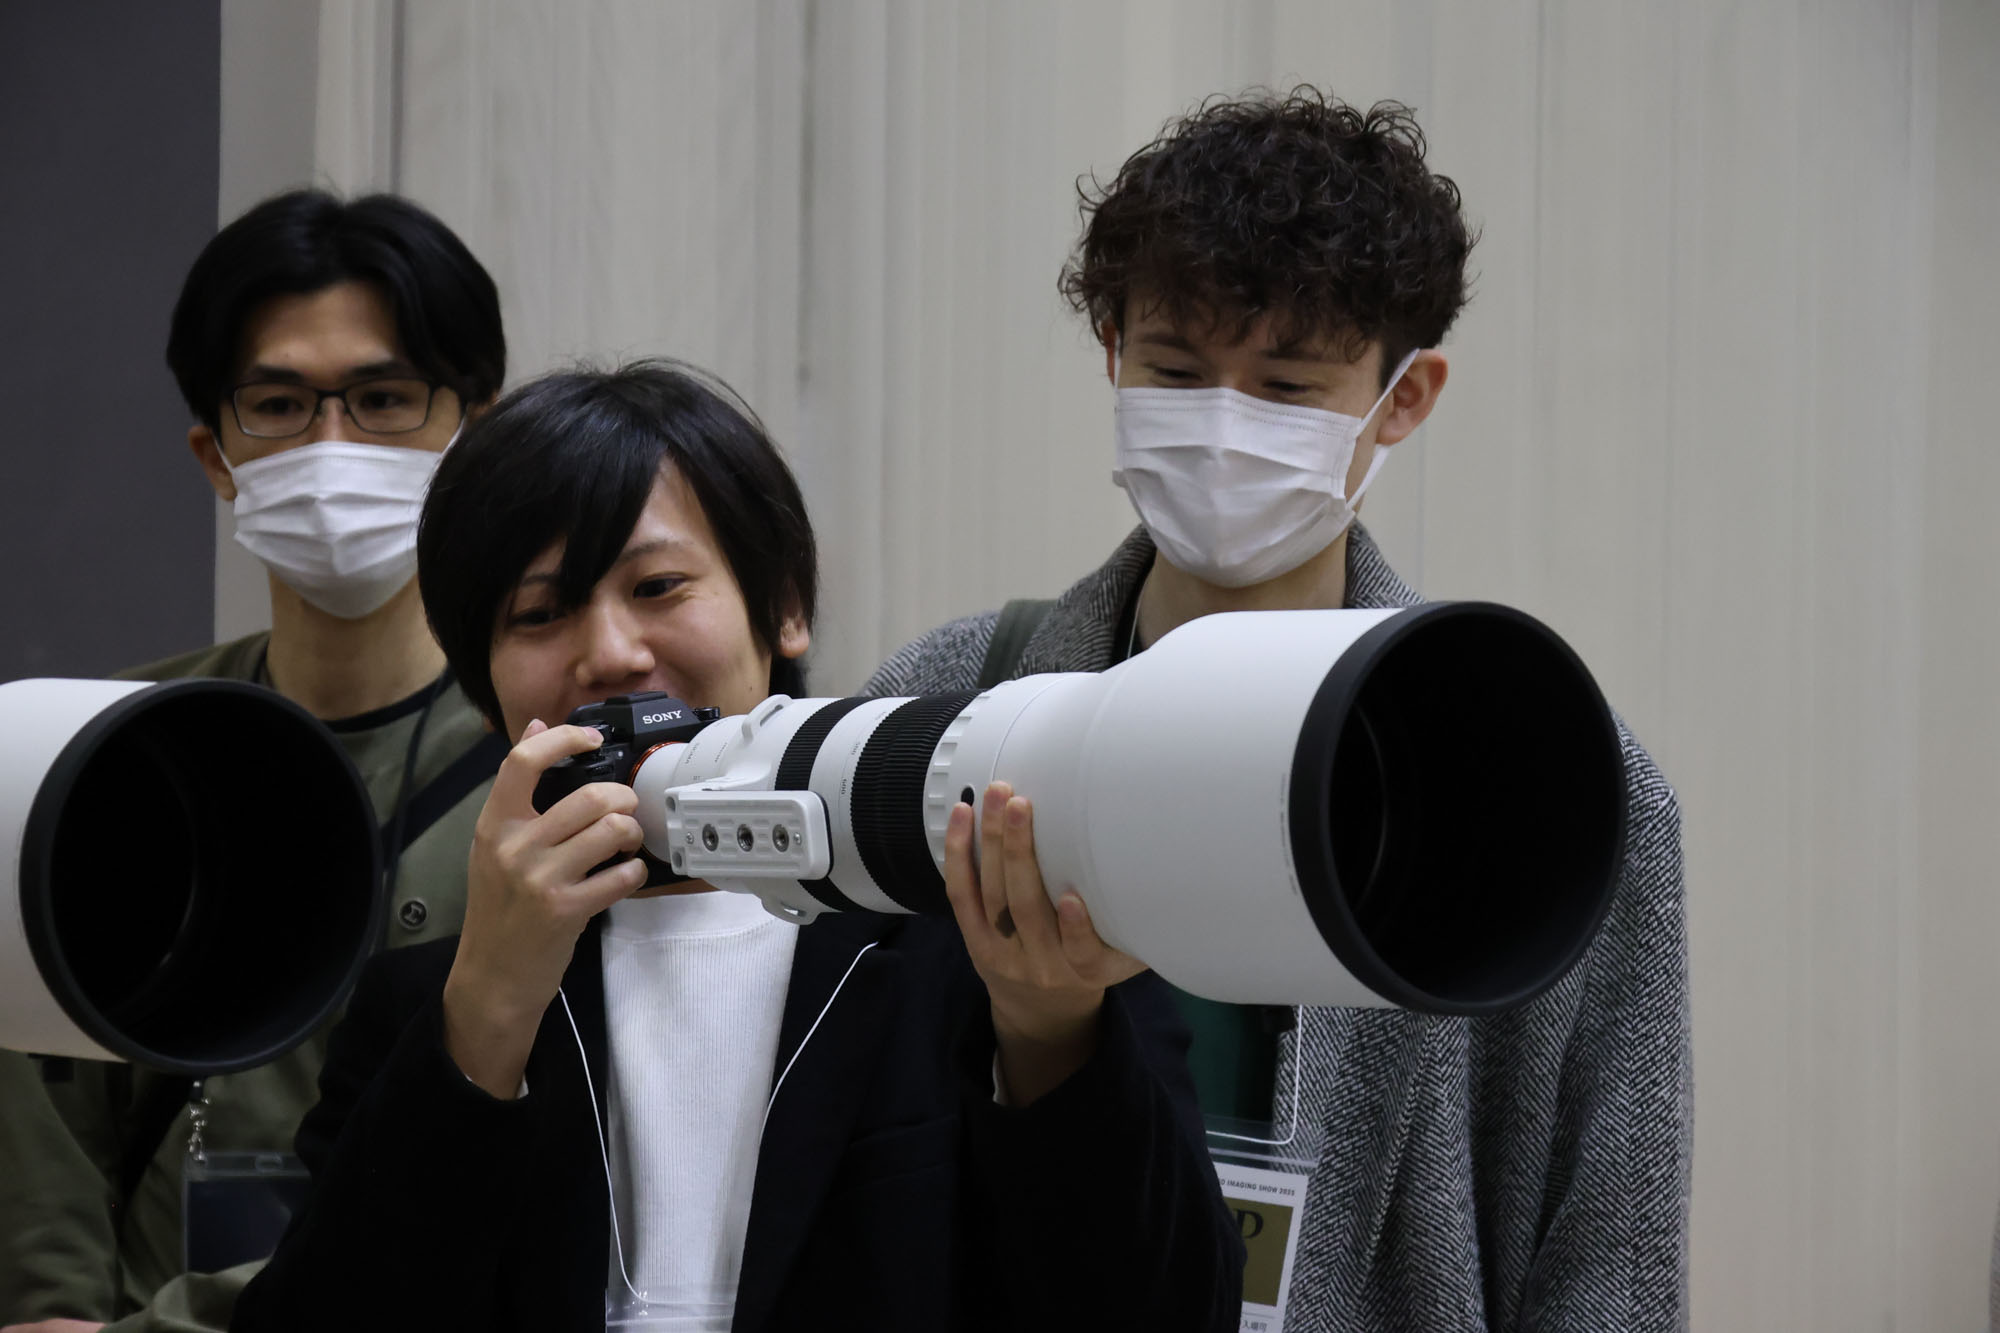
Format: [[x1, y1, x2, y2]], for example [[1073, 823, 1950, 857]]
[[261, 1, 2000, 1326]]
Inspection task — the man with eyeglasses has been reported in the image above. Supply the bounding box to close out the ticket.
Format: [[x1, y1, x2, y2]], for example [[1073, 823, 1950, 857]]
[[1, 191, 510, 1333]]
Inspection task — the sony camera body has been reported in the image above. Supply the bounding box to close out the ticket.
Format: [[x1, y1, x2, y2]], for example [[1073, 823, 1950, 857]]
[[532, 692, 721, 886], [532, 692, 719, 809]]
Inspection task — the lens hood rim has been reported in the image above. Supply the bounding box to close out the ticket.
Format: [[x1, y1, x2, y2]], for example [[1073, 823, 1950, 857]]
[[1287, 600, 1628, 1016], [16, 677, 384, 1074]]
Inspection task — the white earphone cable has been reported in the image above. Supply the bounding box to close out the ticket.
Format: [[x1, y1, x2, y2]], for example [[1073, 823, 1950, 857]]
[[763, 941, 877, 1133], [558, 986, 646, 1306], [558, 937, 879, 1307]]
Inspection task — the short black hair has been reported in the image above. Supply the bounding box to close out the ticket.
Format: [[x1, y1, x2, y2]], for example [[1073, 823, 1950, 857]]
[[418, 360, 819, 728], [1060, 88, 1476, 383], [165, 189, 506, 428]]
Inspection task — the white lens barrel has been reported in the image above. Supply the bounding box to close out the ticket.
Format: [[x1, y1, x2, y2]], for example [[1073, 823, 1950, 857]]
[[922, 606, 1624, 1010], [631, 693, 913, 919], [924, 612, 1407, 1004], [0, 678, 382, 1073], [0, 680, 152, 1061], [621, 604, 1624, 1015]]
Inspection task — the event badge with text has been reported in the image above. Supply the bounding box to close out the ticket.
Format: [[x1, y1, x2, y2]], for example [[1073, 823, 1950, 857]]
[[1214, 1158, 1310, 1332]]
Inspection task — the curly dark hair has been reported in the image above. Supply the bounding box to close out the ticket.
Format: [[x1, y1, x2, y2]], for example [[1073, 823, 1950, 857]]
[[1060, 88, 1475, 383]]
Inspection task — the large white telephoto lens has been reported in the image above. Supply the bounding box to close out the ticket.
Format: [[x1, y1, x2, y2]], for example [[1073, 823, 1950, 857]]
[[1, 678, 381, 1073], [547, 604, 1626, 1013]]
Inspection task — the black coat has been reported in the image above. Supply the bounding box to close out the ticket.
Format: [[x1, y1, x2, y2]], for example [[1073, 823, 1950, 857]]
[[232, 910, 1243, 1332]]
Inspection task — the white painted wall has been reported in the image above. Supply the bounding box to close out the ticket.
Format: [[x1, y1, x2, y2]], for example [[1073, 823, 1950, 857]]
[[1915, 0, 2000, 1324], [213, 0, 321, 642], [234, 1, 2000, 1324]]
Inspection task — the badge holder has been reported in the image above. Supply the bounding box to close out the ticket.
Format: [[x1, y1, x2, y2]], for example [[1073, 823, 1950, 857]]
[[1205, 1045, 1314, 1333], [180, 1083, 311, 1274]]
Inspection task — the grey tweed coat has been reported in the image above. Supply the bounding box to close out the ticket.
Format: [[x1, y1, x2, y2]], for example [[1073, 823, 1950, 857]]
[[863, 524, 1691, 1333]]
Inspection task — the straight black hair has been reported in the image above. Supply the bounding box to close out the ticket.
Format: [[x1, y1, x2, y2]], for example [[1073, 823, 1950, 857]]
[[165, 189, 505, 427], [418, 360, 819, 728]]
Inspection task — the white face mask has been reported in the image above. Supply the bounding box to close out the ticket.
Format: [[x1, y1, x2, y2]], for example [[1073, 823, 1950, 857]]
[[1112, 349, 1419, 588], [222, 437, 450, 619]]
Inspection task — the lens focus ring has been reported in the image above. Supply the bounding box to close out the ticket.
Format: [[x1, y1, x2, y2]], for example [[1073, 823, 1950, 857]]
[[848, 691, 981, 914]]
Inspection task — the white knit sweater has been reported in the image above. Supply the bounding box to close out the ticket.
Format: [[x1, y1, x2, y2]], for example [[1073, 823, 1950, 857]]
[[599, 890, 797, 1328]]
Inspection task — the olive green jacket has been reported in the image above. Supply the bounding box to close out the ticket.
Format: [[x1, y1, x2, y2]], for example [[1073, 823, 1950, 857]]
[[0, 633, 499, 1328]]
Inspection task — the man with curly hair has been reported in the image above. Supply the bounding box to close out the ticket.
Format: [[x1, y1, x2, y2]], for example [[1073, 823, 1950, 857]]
[[865, 89, 1689, 1331]]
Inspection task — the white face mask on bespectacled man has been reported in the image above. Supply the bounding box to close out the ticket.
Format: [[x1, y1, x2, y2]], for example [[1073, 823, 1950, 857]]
[[1111, 348, 1421, 589], [221, 431, 457, 620]]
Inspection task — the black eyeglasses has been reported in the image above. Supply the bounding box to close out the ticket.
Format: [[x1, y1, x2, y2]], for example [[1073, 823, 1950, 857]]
[[229, 378, 443, 439]]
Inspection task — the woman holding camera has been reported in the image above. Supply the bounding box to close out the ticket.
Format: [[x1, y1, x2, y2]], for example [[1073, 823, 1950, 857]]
[[232, 360, 1241, 1333]]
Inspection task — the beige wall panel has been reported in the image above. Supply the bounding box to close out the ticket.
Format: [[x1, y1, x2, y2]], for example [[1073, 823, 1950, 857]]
[[1788, 2, 1920, 1320], [1917, 2, 2000, 1327], [1667, 3, 1811, 1325], [214, 0, 325, 641], [396, 0, 805, 449], [290, 2, 2000, 1322], [1418, 4, 1543, 610]]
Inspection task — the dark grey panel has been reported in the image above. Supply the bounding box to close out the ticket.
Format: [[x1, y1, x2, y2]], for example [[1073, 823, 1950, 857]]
[[0, 2, 221, 679]]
